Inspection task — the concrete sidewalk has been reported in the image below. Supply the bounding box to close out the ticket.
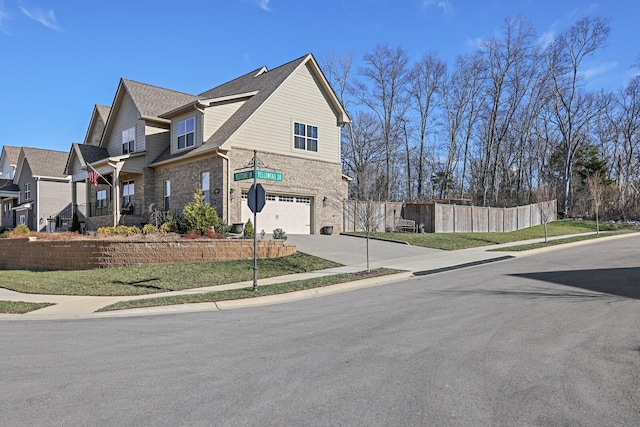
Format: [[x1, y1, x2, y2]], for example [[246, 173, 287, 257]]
[[0, 231, 627, 321]]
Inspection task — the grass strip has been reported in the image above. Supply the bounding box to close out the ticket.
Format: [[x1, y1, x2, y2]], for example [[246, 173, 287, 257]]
[[0, 301, 54, 314], [0, 253, 341, 297], [98, 268, 400, 312], [487, 230, 634, 252], [346, 220, 639, 250]]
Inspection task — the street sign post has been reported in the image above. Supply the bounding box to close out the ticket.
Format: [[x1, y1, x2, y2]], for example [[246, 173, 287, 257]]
[[247, 183, 266, 213], [234, 170, 283, 182]]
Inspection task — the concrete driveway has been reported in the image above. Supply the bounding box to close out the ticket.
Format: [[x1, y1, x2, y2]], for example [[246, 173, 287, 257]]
[[285, 233, 441, 266]]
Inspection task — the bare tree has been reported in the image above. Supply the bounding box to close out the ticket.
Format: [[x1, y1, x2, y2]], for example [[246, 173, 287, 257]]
[[533, 185, 555, 242], [586, 171, 605, 234], [408, 52, 447, 200], [352, 44, 410, 201], [546, 16, 610, 216]]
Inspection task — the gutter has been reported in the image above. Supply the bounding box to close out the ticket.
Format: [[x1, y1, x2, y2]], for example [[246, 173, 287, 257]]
[[216, 150, 231, 224]]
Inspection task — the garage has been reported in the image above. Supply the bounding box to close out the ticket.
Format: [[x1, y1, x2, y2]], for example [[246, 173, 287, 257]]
[[241, 193, 311, 234]]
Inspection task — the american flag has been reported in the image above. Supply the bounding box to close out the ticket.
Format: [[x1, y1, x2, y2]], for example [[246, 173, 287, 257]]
[[88, 171, 99, 187]]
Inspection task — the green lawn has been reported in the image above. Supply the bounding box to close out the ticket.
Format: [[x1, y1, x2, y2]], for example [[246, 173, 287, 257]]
[[347, 220, 639, 250], [0, 253, 340, 297], [98, 268, 399, 312], [0, 301, 54, 314]]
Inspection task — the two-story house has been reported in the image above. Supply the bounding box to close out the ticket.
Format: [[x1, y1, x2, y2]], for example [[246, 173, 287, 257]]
[[66, 53, 350, 234], [0, 146, 21, 230], [1, 146, 84, 231]]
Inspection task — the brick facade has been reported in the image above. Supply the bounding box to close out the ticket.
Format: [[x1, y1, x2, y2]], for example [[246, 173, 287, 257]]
[[228, 148, 347, 234], [0, 238, 295, 271]]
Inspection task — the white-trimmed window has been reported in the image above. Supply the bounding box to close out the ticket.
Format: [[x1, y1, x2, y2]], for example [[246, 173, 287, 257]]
[[163, 180, 171, 211], [122, 180, 135, 207], [24, 183, 31, 200], [122, 127, 135, 154], [201, 171, 210, 204], [96, 189, 107, 208], [19, 214, 25, 225], [294, 122, 318, 152], [177, 117, 195, 149]]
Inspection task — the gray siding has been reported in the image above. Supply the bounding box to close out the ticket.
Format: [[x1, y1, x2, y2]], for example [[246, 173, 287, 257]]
[[144, 124, 170, 167], [229, 63, 341, 164], [203, 99, 245, 141], [37, 180, 73, 231], [106, 93, 140, 156], [170, 111, 203, 155]]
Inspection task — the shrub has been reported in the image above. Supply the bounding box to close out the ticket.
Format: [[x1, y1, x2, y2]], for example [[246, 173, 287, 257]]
[[182, 190, 219, 235], [142, 224, 159, 235], [69, 212, 81, 233], [97, 225, 141, 236], [0, 230, 10, 238], [272, 228, 287, 241], [183, 230, 201, 239], [214, 221, 231, 235], [204, 229, 224, 239], [12, 224, 30, 234], [159, 221, 175, 234], [243, 219, 254, 238]]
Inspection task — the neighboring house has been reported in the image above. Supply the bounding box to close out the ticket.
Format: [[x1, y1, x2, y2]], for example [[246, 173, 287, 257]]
[[0, 147, 85, 231], [66, 53, 350, 234], [0, 146, 21, 230]]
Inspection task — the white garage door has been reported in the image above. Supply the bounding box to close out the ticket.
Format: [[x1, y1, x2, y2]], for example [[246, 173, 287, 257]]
[[242, 193, 311, 234]]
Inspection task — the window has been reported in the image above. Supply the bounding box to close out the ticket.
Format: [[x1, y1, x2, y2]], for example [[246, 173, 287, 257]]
[[163, 180, 171, 211], [266, 194, 276, 201], [294, 122, 318, 152], [296, 197, 311, 204], [201, 172, 210, 204], [2, 203, 6, 217], [96, 190, 107, 208], [122, 127, 135, 154], [24, 183, 31, 200], [279, 196, 294, 203], [122, 180, 135, 208], [177, 117, 195, 149], [19, 215, 25, 225]]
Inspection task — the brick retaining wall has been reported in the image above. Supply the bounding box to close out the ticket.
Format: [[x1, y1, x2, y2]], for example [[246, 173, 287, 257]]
[[0, 238, 296, 271]]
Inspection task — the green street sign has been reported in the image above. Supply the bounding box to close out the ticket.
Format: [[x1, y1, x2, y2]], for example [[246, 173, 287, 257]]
[[234, 169, 283, 182]]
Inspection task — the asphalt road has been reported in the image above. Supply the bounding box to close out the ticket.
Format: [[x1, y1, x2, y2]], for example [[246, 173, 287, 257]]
[[1, 236, 639, 426]]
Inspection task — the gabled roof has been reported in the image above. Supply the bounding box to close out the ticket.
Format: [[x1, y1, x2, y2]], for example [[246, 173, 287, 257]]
[[83, 104, 111, 146], [121, 79, 197, 120], [0, 178, 20, 194], [64, 143, 111, 175], [2, 146, 21, 165], [100, 79, 197, 149], [15, 147, 70, 180], [150, 54, 350, 166]]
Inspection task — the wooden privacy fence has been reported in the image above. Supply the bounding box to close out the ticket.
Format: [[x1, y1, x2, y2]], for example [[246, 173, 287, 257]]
[[343, 200, 557, 233], [343, 201, 403, 232], [404, 200, 557, 233]]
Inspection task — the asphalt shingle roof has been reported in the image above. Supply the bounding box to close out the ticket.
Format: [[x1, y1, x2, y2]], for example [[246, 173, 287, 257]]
[[0, 178, 19, 192], [21, 147, 70, 178], [121, 79, 197, 119], [150, 54, 311, 165], [3, 146, 21, 165]]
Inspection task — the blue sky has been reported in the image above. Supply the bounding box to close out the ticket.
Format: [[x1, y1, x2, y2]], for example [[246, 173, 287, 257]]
[[0, 0, 637, 152]]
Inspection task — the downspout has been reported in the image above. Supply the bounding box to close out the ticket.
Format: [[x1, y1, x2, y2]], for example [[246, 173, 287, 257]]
[[36, 177, 40, 231], [216, 151, 231, 224]]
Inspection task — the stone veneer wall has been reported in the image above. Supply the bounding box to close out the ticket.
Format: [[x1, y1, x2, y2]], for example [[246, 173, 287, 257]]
[[0, 238, 295, 271]]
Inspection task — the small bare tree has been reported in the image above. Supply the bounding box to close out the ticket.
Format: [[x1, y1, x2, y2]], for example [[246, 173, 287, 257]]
[[533, 185, 555, 243], [354, 198, 385, 273], [586, 172, 605, 235]]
